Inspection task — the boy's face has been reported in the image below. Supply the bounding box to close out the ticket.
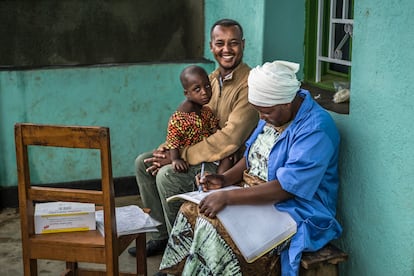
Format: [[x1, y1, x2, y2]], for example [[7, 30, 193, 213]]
[[210, 25, 245, 76], [184, 73, 212, 105]]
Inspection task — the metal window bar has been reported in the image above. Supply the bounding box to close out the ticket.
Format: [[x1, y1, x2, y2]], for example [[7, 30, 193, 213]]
[[316, 0, 353, 82]]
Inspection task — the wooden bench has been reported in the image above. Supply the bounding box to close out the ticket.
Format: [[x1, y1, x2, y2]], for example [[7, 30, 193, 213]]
[[300, 243, 348, 276]]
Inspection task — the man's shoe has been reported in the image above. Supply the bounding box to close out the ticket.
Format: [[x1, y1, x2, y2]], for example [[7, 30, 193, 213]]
[[127, 246, 137, 257], [146, 239, 168, 256], [127, 239, 168, 257]]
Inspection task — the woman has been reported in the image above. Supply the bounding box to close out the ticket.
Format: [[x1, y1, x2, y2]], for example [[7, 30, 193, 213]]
[[159, 61, 343, 276]]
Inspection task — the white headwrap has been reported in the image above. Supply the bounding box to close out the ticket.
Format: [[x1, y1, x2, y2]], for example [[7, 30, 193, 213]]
[[248, 60, 301, 107]]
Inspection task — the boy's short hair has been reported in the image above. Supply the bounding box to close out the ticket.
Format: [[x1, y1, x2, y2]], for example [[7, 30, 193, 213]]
[[180, 65, 209, 88]]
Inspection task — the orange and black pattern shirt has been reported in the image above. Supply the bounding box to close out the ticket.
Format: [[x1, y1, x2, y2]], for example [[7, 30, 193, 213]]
[[166, 106, 219, 150]]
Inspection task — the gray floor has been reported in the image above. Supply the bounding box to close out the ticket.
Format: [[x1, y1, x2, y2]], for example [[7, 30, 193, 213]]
[[0, 195, 162, 276]]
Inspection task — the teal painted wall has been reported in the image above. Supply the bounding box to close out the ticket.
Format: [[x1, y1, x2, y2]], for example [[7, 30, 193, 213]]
[[263, 1, 305, 79], [0, 63, 214, 186], [206, 0, 414, 275], [1, 1, 413, 275], [332, 0, 414, 275], [204, 0, 265, 68], [0, 0, 265, 188]]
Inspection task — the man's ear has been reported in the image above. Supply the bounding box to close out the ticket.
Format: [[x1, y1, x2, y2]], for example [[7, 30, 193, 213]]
[[183, 89, 188, 96], [209, 41, 213, 52]]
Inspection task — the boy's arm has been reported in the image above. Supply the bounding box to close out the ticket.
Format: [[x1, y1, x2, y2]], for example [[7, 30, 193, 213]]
[[170, 148, 180, 161], [181, 87, 258, 165]]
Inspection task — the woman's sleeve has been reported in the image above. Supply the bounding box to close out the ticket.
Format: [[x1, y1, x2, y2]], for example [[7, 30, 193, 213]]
[[277, 130, 335, 200]]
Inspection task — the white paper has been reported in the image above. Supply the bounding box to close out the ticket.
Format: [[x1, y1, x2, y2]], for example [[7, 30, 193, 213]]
[[167, 185, 240, 204], [167, 185, 297, 262], [217, 204, 297, 262], [95, 205, 161, 237]]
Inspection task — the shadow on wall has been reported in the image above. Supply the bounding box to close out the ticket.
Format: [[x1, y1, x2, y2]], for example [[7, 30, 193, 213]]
[[0, 0, 204, 68]]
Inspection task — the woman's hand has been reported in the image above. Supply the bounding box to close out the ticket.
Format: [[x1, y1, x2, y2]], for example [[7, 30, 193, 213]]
[[196, 173, 225, 192], [196, 173, 227, 218], [199, 191, 228, 218]]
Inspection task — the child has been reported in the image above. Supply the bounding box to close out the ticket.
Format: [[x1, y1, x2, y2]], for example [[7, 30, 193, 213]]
[[166, 65, 232, 173]]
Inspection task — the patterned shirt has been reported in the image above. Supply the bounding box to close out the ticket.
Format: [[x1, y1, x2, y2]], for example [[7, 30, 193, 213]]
[[166, 106, 219, 149], [248, 124, 281, 181]]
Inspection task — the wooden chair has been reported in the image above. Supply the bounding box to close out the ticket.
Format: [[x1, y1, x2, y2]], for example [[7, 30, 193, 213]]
[[300, 243, 348, 276], [15, 123, 147, 276]]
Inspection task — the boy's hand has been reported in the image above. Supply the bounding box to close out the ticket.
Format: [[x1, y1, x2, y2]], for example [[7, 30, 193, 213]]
[[172, 159, 189, 172]]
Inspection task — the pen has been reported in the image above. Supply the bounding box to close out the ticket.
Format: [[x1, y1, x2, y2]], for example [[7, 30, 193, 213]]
[[198, 163, 205, 193]]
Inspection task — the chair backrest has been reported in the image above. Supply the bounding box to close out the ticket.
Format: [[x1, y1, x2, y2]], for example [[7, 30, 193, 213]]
[[14, 123, 120, 273]]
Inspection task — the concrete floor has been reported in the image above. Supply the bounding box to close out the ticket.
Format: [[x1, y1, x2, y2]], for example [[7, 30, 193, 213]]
[[0, 195, 162, 276]]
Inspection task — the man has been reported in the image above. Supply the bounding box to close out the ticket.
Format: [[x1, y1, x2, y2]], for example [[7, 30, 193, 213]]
[[128, 18, 259, 257]]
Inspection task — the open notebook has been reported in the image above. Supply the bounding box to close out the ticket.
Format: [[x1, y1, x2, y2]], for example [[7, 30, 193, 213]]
[[167, 186, 297, 263]]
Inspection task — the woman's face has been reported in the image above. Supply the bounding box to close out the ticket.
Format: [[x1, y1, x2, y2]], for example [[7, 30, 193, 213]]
[[252, 103, 292, 127]]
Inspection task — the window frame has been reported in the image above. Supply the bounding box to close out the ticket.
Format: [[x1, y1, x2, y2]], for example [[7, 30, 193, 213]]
[[304, 0, 353, 91]]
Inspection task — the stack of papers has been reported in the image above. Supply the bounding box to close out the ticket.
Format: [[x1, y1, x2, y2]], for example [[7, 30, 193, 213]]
[[95, 205, 161, 237]]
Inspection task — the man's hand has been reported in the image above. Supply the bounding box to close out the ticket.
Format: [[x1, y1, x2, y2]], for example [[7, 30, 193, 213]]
[[144, 147, 172, 175]]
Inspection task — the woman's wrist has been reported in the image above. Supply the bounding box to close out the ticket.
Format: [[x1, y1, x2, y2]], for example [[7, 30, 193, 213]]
[[221, 174, 227, 188]]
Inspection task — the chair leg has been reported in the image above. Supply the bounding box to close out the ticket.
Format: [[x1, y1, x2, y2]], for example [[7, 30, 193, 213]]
[[23, 258, 38, 276], [63, 261, 78, 276], [136, 233, 147, 276]]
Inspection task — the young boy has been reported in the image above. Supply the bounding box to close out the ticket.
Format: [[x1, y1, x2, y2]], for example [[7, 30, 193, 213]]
[[166, 65, 232, 173]]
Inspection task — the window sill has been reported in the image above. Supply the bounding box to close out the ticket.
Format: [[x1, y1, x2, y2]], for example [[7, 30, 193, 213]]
[[301, 83, 349, 114]]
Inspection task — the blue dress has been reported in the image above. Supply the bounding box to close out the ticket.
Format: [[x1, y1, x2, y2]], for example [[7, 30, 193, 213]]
[[244, 89, 343, 276]]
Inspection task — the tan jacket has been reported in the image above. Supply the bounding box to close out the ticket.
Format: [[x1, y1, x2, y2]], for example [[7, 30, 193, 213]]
[[181, 63, 259, 165]]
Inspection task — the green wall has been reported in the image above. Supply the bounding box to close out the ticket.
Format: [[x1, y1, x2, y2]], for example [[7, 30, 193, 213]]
[[0, 0, 265, 187], [331, 0, 414, 274], [0, 63, 214, 185], [263, 1, 305, 79], [204, 0, 265, 68], [1, 0, 413, 275]]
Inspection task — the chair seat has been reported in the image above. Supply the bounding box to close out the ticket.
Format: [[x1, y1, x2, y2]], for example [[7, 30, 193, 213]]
[[28, 231, 142, 263]]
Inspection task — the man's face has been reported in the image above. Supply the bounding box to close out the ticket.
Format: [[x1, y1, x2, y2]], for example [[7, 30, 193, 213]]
[[210, 25, 245, 76]]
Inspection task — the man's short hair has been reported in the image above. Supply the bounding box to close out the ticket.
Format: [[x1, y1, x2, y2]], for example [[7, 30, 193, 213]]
[[210, 18, 243, 39]]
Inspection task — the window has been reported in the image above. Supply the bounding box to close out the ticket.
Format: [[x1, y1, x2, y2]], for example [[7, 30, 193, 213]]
[[304, 0, 353, 114], [0, 0, 204, 69], [305, 0, 353, 90]]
